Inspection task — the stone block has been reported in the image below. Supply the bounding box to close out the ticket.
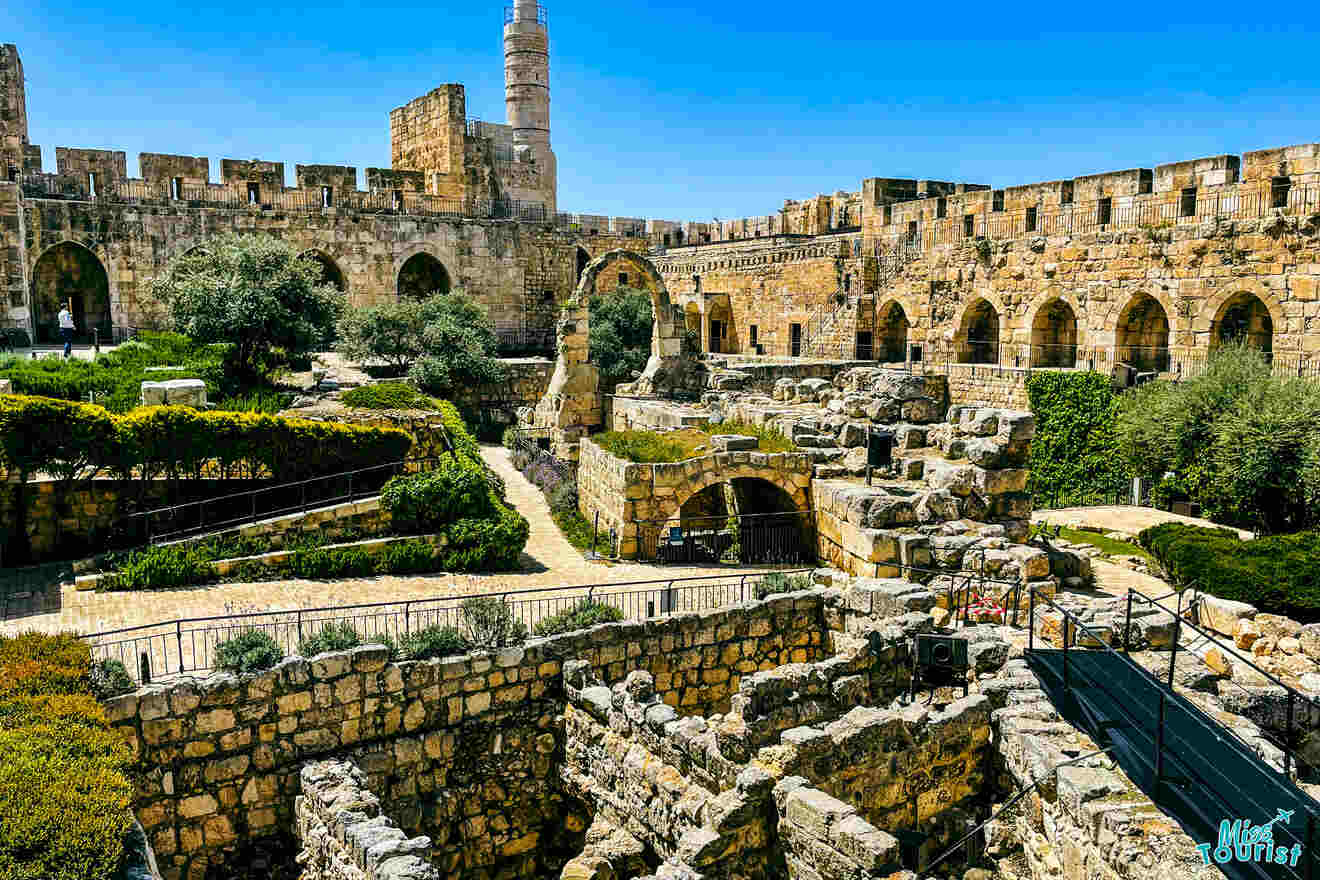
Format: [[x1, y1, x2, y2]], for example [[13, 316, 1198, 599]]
[[710, 434, 758, 451], [140, 378, 208, 408], [1198, 594, 1257, 637]]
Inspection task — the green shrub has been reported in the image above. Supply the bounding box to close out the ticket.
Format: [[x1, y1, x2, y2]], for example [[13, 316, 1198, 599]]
[[461, 596, 528, 649], [1138, 523, 1320, 621], [697, 420, 795, 454], [381, 460, 495, 533], [283, 546, 376, 580], [1025, 371, 1128, 507], [342, 382, 441, 411], [214, 629, 284, 674], [592, 430, 692, 463], [374, 539, 439, 574], [589, 288, 653, 390], [0, 631, 93, 700], [397, 625, 471, 661], [89, 659, 136, 701], [439, 501, 530, 572], [755, 571, 815, 600], [533, 599, 625, 636], [97, 544, 215, 592], [502, 425, 519, 449], [298, 622, 362, 657]]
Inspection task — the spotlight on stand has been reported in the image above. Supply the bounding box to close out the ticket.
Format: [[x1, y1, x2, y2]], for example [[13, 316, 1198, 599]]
[[911, 633, 970, 700]]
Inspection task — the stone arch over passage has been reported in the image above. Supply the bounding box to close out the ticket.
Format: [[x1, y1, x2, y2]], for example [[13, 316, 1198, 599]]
[[956, 297, 1001, 364], [1212, 291, 1274, 353], [300, 250, 348, 293], [30, 242, 110, 343], [575, 247, 591, 284], [397, 252, 451, 300], [876, 300, 910, 362], [1115, 293, 1171, 370], [664, 474, 813, 563], [1030, 298, 1079, 367]]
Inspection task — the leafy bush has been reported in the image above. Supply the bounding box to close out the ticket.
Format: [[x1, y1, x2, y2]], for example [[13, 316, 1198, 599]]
[[374, 539, 440, 574], [533, 599, 625, 636], [0, 632, 133, 880], [461, 596, 528, 649], [397, 625, 471, 661], [1137, 523, 1320, 621], [592, 430, 692, 463], [97, 543, 215, 592], [283, 546, 376, 580], [214, 629, 284, 674], [89, 659, 136, 700], [381, 460, 495, 533], [1025, 371, 1128, 507], [298, 622, 362, 657], [438, 501, 530, 572], [502, 426, 519, 449], [211, 387, 294, 413], [342, 382, 441, 411], [755, 571, 815, 599], [589, 288, 653, 389], [152, 233, 345, 380]]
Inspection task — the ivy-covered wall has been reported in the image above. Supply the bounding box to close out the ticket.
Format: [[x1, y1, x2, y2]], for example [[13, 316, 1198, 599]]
[[1025, 372, 1129, 508]]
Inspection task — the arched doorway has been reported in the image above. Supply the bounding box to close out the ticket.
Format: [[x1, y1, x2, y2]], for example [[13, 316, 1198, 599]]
[[1116, 293, 1170, 371], [30, 242, 110, 344], [300, 250, 347, 293], [957, 298, 1000, 364], [575, 247, 590, 285], [1214, 291, 1273, 354], [397, 253, 451, 300], [1030, 298, 1079, 367], [708, 300, 732, 354], [664, 477, 811, 564], [877, 301, 909, 363]]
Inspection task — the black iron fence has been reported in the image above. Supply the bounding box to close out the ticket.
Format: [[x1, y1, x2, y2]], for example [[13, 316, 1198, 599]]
[[1027, 588, 1320, 879], [636, 511, 816, 566], [0, 562, 68, 622], [84, 569, 814, 685], [108, 456, 444, 548], [507, 424, 574, 483]]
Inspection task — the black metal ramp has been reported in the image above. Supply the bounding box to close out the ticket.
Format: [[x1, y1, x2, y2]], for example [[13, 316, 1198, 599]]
[[1029, 650, 1318, 880]]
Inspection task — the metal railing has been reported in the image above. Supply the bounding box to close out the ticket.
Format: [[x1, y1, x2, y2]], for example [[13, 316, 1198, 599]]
[[507, 424, 574, 483], [84, 569, 812, 685], [636, 510, 816, 566], [1026, 588, 1320, 879], [109, 457, 445, 547]]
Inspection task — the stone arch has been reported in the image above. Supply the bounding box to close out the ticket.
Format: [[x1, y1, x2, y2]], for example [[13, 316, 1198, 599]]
[[299, 249, 348, 293], [1193, 280, 1286, 348], [660, 470, 810, 528], [875, 298, 911, 362], [575, 247, 591, 285], [1028, 296, 1080, 367], [1211, 291, 1274, 353], [397, 252, 451, 300], [954, 296, 1002, 364], [29, 241, 110, 344], [1114, 292, 1171, 370]]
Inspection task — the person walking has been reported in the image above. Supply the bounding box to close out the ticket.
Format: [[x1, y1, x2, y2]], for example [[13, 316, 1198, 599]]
[[58, 300, 75, 359]]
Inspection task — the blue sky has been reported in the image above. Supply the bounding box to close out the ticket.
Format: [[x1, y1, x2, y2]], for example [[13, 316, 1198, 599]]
[[8, 0, 1320, 220]]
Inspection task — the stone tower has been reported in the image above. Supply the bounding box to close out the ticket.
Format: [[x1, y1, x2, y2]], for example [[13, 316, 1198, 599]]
[[0, 44, 30, 179], [503, 0, 557, 215]]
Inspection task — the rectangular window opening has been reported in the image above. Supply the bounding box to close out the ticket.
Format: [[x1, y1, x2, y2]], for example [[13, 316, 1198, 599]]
[[1272, 176, 1291, 209], [321, 185, 333, 208], [1025, 206, 1038, 233], [883, 204, 893, 225], [1098, 197, 1112, 226], [170, 177, 183, 200], [88, 172, 98, 198], [392, 189, 404, 212], [992, 190, 1005, 212], [1060, 181, 1074, 205], [1139, 170, 1153, 195], [906, 220, 918, 244], [936, 197, 947, 219], [247, 183, 261, 205], [963, 214, 975, 238], [749, 325, 758, 345], [1180, 187, 1197, 218]]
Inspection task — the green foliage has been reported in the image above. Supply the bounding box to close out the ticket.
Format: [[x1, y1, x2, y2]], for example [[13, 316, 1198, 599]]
[[97, 544, 215, 592], [697, 420, 795, 454], [335, 297, 430, 373], [1025, 371, 1129, 507], [438, 501, 530, 572], [381, 460, 496, 533], [89, 659, 136, 701], [1116, 343, 1320, 531], [342, 382, 442, 411], [461, 596, 528, 649], [754, 571, 815, 600], [298, 622, 362, 657], [592, 430, 692, 463], [502, 426, 519, 449], [1138, 523, 1320, 622], [0, 632, 132, 880], [211, 388, 294, 413], [373, 539, 440, 574], [397, 625, 471, 661], [283, 546, 376, 580], [214, 629, 284, 674], [533, 599, 625, 636], [589, 288, 654, 388], [152, 234, 345, 380]]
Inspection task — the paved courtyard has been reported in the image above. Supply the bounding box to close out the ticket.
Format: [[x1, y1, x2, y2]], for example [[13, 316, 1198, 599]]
[[1, 445, 760, 639]]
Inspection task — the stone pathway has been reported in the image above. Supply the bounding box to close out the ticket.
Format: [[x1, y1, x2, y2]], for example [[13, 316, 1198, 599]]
[[1, 445, 756, 638], [1032, 505, 1253, 539]]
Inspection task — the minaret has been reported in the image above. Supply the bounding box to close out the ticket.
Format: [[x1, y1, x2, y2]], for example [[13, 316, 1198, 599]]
[[503, 0, 557, 215]]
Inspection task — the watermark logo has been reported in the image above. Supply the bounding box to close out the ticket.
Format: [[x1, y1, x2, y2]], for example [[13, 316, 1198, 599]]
[[1196, 808, 1303, 868]]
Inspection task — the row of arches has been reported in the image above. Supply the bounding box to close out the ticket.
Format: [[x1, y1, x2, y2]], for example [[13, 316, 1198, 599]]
[[873, 290, 1275, 370]]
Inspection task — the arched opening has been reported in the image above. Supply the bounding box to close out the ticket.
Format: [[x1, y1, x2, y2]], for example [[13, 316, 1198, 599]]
[[397, 253, 451, 300], [1116, 293, 1170, 371], [957, 299, 1000, 364], [30, 242, 110, 344], [708, 300, 733, 354], [684, 301, 701, 335], [1214, 291, 1273, 354], [300, 250, 347, 292], [663, 477, 811, 565], [575, 247, 590, 284], [1030, 298, 1079, 367], [877, 301, 909, 363]]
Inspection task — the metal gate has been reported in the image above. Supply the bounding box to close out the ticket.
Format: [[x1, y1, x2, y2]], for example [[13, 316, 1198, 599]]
[[638, 511, 815, 566]]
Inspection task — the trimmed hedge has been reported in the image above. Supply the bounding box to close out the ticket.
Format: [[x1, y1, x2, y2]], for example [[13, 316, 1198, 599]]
[[1138, 523, 1320, 622], [342, 382, 442, 411], [380, 459, 495, 533], [0, 631, 133, 880], [1025, 371, 1129, 507]]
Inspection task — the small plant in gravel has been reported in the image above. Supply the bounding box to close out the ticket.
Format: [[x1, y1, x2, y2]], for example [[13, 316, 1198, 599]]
[[214, 629, 284, 674]]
